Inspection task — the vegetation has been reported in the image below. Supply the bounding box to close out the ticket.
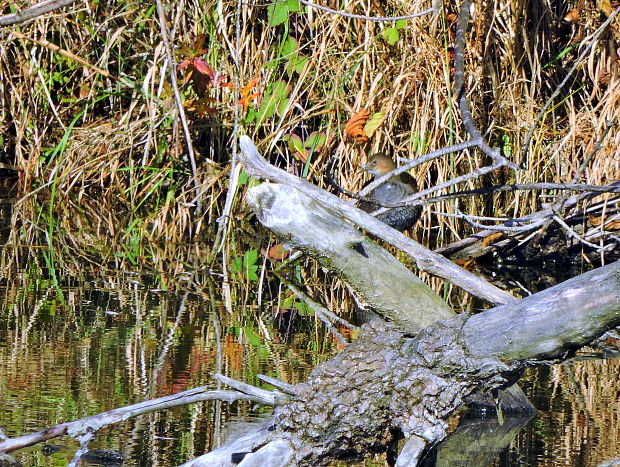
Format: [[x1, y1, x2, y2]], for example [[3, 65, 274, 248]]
[[1, 0, 620, 464]]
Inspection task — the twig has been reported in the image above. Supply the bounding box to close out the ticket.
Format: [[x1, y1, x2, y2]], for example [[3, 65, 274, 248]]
[[286, 283, 358, 344], [0, 386, 271, 454], [454, 0, 519, 171], [373, 181, 620, 209], [298, 0, 437, 21], [0, 0, 77, 27], [213, 374, 290, 405], [155, 0, 201, 214], [454, 209, 548, 232], [257, 374, 296, 395], [522, 7, 620, 161], [553, 214, 610, 251]]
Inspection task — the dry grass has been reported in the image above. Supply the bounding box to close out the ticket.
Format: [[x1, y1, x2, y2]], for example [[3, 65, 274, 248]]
[[0, 0, 619, 303]]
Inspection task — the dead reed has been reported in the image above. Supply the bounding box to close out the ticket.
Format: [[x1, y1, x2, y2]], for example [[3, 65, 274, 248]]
[[0, 0, 618, 308]]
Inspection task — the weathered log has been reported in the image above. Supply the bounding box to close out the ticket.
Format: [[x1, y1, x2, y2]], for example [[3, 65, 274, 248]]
[[461, 261, 620, 360], [247, 182, 453, 332], [181, 183, 620, 467], [181, 137, 620, 466], [238, 136, 515, 306]]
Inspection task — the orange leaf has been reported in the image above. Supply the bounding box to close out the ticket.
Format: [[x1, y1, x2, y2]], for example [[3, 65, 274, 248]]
[[237, 92, 260, 110], [345, 109, 370, 143], [482, 232, 503, 248], [564, 8, 580, 22], [588, 214, 620, 230], [241, 77, 261, 97], [267, 244, 290, 261], [454, 258, 477, 270]]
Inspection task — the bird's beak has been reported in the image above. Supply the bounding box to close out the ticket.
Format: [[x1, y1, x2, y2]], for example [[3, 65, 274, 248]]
[[358, 162, 370, 173]]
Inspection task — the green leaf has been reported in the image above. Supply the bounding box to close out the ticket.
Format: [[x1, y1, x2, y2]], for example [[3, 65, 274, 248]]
[[286, 55, 308, 76], [256, 97, 278, 125], [364, 111, 386, 138], [501, 134, 512, 157], [230, 257, 242, 274], [281, 37, 299, 57], [282, 294, 296, 308], [277, 97, 290, 116], [268, 1, 289, 26], [395, 19, 407, 30], [244, 327, 262, 346], [286, 0, 301, 12], [383, 27, 399, 45], [304, 132, 327, 150], [272, 80, 290, 98], [245, 106, 257, 123], [256, 81, 290, 125], [238, 169, 248, 185], [293, 301, 314, 316], [243, 249, 258, 267], [283, 134, 306, 155]]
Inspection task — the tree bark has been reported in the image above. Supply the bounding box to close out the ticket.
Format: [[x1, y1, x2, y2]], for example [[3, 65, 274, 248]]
[[181, 137, 620, 466], [247, 183, 453, 332]]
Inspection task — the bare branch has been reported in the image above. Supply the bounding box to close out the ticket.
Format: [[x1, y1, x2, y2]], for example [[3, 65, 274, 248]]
[[0, 386, 270, 454], [0, 0, 77, 27], [298, 0, 436, 22]]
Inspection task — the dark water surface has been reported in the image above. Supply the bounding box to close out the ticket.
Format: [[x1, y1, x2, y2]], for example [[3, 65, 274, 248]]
[[1, 255, 619, 466]]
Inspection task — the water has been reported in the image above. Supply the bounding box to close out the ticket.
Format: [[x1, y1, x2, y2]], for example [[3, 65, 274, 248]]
[[1, 253, 619, 465]]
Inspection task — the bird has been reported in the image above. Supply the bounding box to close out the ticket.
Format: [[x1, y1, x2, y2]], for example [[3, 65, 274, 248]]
[[357, 153, 422, 232]]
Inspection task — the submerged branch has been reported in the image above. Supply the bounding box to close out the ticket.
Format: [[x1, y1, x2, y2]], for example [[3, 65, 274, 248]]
[[0, 386, 277, 454]]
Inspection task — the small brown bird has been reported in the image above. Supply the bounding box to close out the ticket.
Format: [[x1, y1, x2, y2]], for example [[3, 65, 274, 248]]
[[357, 153, 422, 231]]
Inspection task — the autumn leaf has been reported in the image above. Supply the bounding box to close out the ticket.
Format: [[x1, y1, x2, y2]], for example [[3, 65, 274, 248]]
[[454, 258, 477, 270], [364, 111, 386, 139], [482, 232, 504, 248], [588, 214, 620, 230], [266, 244, 290, 261], [345, 109, 370, 143], [238, 92, 260, 111], [564, 8, 580, 22], [598, 0, 613, 16], [241, 77, 260, 97]]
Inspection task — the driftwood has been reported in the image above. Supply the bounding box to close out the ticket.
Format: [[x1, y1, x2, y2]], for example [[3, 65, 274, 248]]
[[238, 137, 515, 307], [0, 384, 282, 454], [180, 138, 620, 466]]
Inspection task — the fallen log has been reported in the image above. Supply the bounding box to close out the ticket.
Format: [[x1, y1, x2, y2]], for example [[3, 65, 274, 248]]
[[182, 143, 620, 465]]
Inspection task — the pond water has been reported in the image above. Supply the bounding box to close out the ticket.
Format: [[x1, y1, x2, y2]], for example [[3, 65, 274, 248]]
[[0, 228, 619, 465]]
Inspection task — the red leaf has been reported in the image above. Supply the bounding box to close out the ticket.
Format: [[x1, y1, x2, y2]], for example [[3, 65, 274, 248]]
[[193, 58, 215, 80]]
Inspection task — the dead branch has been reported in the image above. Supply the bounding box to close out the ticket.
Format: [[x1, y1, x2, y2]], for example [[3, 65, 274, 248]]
[[239, 135, 515, 306], [0, 385, 280, 454], [0, 0, 77, 27]]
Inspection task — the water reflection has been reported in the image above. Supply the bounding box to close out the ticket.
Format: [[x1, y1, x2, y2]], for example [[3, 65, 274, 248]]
[[0, 264, 331, 465], [0, 230, 619, 465]]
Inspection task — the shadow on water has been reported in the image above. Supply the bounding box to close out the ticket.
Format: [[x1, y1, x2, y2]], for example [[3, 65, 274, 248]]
[[0, 194, 619, 466]]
